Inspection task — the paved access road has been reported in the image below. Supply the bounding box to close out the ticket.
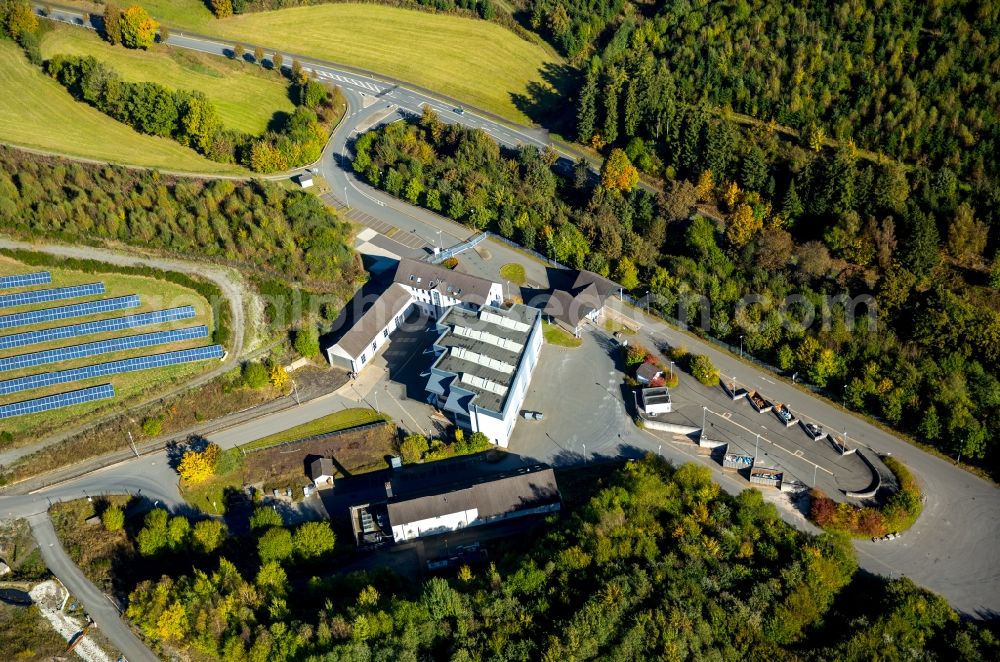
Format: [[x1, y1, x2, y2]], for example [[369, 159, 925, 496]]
[[29, 513, 160, 662]]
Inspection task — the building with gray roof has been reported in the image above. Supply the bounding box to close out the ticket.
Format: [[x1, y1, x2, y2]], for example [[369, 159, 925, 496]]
[[541, 269, 619, 335], [326, 259, 503, 375], [426, 303, 542, 447], [386, 465, 560, 542]]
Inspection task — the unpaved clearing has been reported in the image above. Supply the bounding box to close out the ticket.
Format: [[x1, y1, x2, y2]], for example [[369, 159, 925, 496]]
[[29, 580, 112, 662]]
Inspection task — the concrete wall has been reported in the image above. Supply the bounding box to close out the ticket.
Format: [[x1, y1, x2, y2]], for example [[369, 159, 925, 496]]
[[391, 501, 560, 542], [392, 508, 479, 543]]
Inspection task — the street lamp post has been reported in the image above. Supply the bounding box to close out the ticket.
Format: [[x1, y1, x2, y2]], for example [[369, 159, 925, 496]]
[[292, 379, 300, 406], [669, 361, 674, 380], [813, 464, 819, 486], [702, 406, 707, 432], [344, 185, 349, 208], [436, 229, 442, 251], [754, 433, 760, 463], [373, 390, 380, 413], [739, 335, 744, 358], [645, 290, 650, 316]]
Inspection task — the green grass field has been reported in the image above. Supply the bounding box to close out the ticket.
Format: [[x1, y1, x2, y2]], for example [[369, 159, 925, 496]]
[[0, 41, 242, 174], [84, 1, 562, 125], [41, 24, 295, 135], [0, 256, 218, 440]]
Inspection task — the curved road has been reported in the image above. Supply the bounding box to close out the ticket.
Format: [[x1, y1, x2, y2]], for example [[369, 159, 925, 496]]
[[20, 1, 1000, 624]]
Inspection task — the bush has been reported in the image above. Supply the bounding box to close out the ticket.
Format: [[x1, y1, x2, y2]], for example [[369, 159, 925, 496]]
[[242, 362, 269, 389], [690, 354, 718, 387], [400, 434, 429, 464], [663, 371, 680, 388], [293, 325, 320, 358], [624, 342, 651, 368], [141, 416, 164, 437], [441, 257, 459, 269], [101, 505, 125, 532]]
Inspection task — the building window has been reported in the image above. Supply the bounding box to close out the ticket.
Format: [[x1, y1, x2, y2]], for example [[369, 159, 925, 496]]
[[372, 341, 377, 352], [383, 328, 389, 338], [360, 354, 367, 365]]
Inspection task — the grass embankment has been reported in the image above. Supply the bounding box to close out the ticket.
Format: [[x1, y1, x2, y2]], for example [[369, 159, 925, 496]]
[[499, 262, 526, 285], [181, 408, 390, 513], [83, 1, 562, 125], [543, 320, 582, 348], [40, 24, 295, 135], [241, 407, 388, 451], [809, 456, 923, 538], [0, 255, 215, 441], [0, 41, 241, 173]]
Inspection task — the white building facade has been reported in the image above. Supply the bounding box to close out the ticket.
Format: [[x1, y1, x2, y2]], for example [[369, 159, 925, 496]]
[[425, 305, 542, 447]]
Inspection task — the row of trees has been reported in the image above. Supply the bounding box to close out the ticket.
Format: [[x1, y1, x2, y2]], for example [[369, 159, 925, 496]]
[[352, 106, 1000, 474], [0, 146, 362, 290], [43, 53, 337, 173], [122, 457, 999, 659]]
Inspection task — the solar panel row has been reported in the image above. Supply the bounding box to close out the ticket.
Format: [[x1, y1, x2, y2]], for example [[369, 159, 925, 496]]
[[0, 282, 105, 309], [0, 345, 224, 396], [0, 295, 140, 331], [0, 271, 51, 290], [0, 384, 115, 419], [0, 306, 196, 352], [0, 325, 209, 373]]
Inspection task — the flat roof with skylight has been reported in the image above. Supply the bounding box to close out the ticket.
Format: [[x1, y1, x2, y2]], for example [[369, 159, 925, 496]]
[[429, 304, 539, 413]]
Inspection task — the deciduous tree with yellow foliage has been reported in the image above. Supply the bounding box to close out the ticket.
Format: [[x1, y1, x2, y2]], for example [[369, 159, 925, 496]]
[[600, 148, 638, 193], [119, 5, 158, 50], [178, 443, 221, 484]]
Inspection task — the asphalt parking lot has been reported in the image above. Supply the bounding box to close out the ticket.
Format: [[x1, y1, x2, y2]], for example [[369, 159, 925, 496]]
[[509, 324, 873, 497]]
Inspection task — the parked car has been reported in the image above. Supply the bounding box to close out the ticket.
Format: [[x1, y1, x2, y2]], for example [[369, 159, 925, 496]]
[[522, 410, 545, 421], [804, 422, 823, 438]]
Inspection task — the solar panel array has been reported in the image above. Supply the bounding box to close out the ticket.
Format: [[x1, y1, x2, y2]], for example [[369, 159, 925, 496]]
[[0, 384, 115, 419], [0, 295, 140, 331], [0, 272, 51, 290], [0, 325, 209, 373], [0, 306, 196, 352], [0, 282, 105, 309], [0, 345, 224, 396]]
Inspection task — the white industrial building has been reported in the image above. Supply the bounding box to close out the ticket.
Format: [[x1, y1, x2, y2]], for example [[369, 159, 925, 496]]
[[425, 304, 542, 447], [325, 258, 503, 375], [386, 466, 560, 543]]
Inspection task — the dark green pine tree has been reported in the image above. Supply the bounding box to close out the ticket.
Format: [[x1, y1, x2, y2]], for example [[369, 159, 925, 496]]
[[623, 80, 639, 139], [903, 207, 940, 277], [782, 180, 804, 223], [741, 145, 768, 192], [576, 67, 598, 144], [602, 79, 619, 144]]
